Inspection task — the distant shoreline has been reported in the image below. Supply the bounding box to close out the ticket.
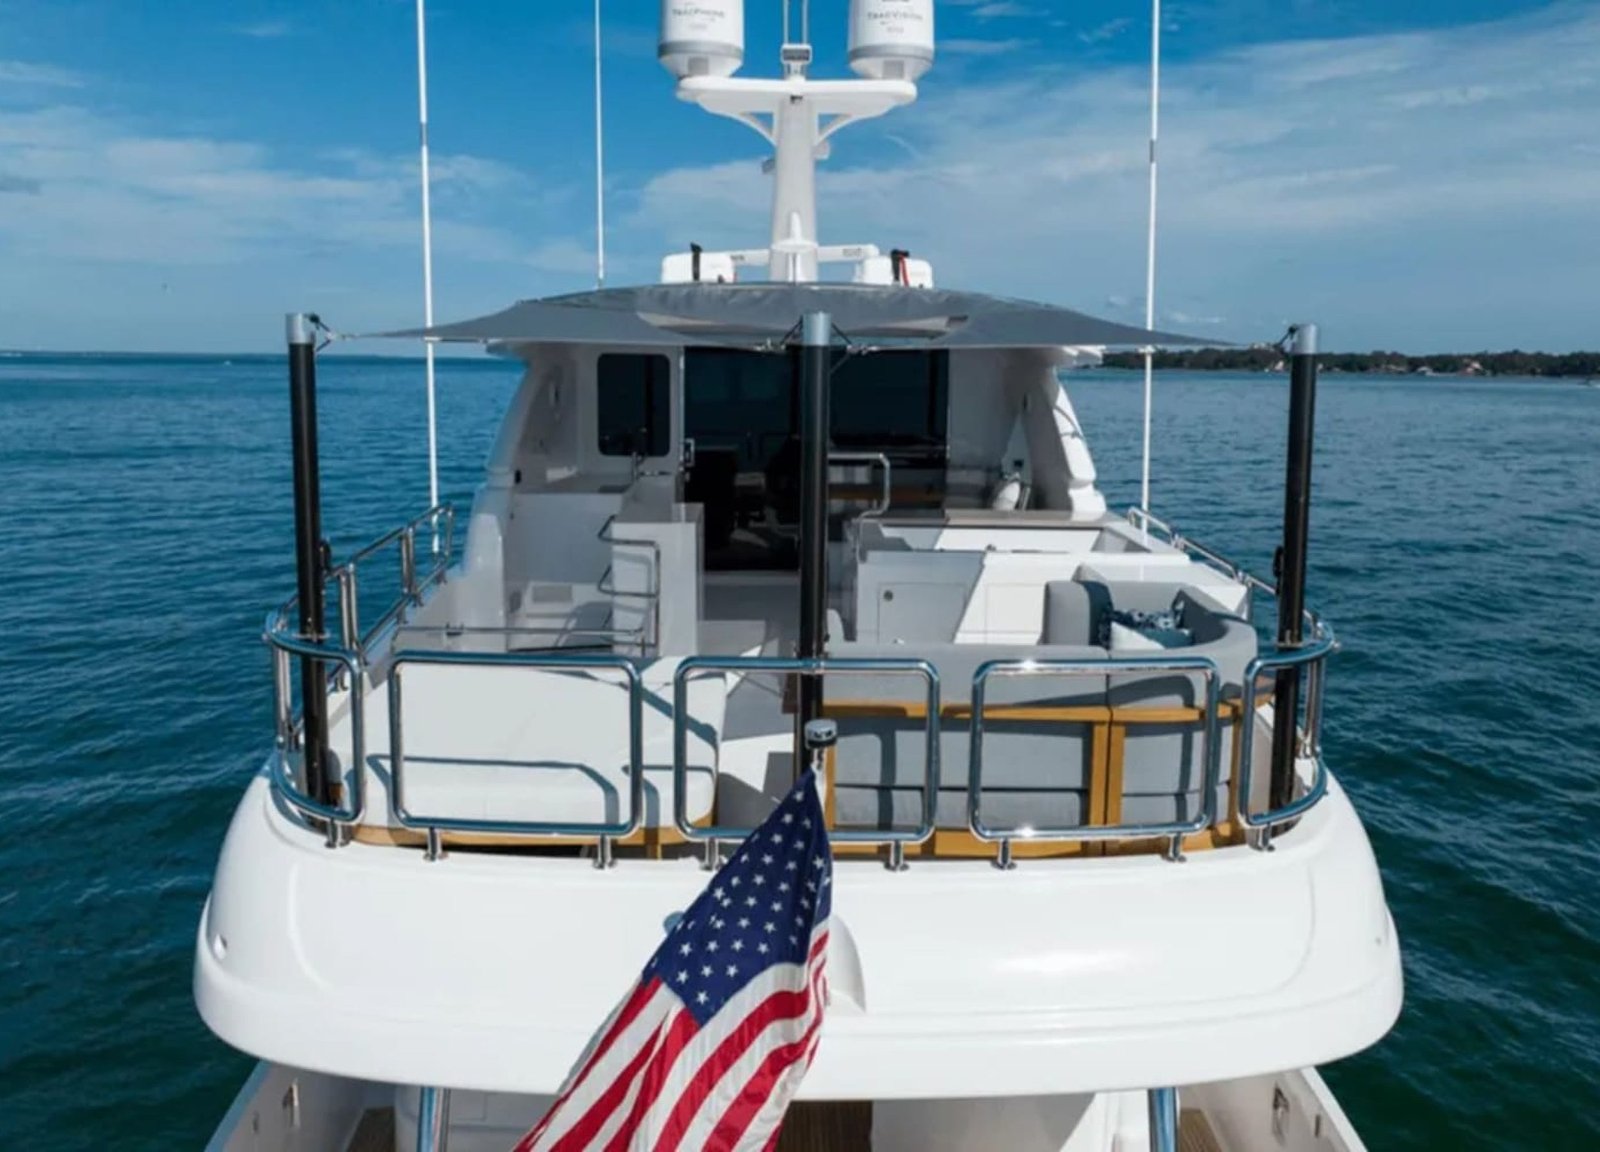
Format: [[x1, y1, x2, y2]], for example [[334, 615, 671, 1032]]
[[1102, 349, 1600, 379], [2, 348, 1596, 381]]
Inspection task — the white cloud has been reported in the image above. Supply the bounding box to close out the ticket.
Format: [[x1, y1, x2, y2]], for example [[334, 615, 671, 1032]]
[[235, 21, 293, 39], [0, 97, 578, 349], [942, 38, 1033, 57], [943, 0, 1038, 19], [627, 3, 1600, 349], [0, 61, 83, 88], [1078, 18, 1133, 46]]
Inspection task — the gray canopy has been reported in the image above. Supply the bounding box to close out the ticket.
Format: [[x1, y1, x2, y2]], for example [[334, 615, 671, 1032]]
[[380, 282, 1214, 350]]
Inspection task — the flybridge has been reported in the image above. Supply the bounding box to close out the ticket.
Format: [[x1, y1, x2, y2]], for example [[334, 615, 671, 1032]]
[[657, 0, 936, 285]]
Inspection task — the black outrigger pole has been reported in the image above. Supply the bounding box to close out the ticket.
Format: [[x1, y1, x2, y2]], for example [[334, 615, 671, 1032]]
[[287, 313, 332, 808], [1269, 322, 1320, 816], [795, 311, 832, 769]]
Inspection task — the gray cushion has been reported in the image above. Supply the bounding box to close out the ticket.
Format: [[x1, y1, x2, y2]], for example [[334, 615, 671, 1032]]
[[822, 608, 1254, 834], [1042, 580, 1112, 646], [834, 787, 1089, 831], [825, 640, 1106, 833]]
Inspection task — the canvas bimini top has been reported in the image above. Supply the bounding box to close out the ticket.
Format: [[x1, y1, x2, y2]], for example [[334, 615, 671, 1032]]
[[382, 282, 1215, 351]]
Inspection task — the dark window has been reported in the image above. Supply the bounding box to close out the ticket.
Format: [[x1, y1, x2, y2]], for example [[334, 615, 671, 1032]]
[[830, 351, 948, 449], [597, 354, 671, 458]]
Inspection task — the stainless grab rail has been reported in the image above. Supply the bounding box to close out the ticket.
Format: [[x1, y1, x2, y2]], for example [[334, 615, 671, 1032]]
[[596, 514, 660, 650], [833, 452, 893, 567], [671, 655, 940, 871], [1127, 506, 1277, 603], [331, 503, 456, 657], [1236, 621, 1338, 836], [829, 451, 893, 516], [265, 608, 367, 837], [386, 649, 645, 867], [1126, 507, 1339, 841], [970, 657, 1223, 867]]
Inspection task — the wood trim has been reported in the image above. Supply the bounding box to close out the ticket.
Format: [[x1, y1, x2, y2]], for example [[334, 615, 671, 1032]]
[[1104, 724, 1126, 828], [823, 700, 1112, 724], [826, 700, 1237, 726], [822, 746, 838, 829], [832, 831, 1093, 860], [351, 819, 703, 853]]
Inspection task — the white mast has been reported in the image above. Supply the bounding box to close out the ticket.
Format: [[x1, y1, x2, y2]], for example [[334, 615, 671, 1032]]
[[594, 0, 607, 288], [662, 0, 930, 283], [415, 0, 440, 513], [1139, 0, 1161, 520]]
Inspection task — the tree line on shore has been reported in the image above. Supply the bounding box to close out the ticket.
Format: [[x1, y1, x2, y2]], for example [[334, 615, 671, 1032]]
[[1101, 347, 1600, 378]]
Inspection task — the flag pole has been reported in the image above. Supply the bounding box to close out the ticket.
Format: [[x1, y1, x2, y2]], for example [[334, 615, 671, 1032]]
[[594, 0, 607, 288], [1139, 0, 1161, 528], [415, 0, 441, 516]]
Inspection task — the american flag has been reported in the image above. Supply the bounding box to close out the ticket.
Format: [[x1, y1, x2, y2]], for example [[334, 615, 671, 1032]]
[[512, 772, 832, 1152]]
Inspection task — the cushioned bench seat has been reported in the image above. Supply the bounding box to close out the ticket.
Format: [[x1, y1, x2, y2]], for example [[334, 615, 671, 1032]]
[[329, 659, 725, 845], [823, 581, 1258, 849]]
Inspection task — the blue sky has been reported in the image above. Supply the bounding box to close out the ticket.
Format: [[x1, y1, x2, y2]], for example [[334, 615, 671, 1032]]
[[0, 0, 1595, 352]]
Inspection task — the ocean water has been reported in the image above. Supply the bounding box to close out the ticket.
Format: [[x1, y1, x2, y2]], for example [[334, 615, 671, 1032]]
[[0, 355, 1597, 1150]]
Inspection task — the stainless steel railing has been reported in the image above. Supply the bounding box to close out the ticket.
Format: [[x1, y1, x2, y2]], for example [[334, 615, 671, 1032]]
[[1236, 620, 1337, 838], [386, 649, 645, 866], [266, 605, 367, 841], [330, 504, 456, 658], [1125, 506, 1338, 842], [670, 655, 941, 871], [830, 451, 893, 516], [260, 501, 1334, 860], [969, 656, 1224, 867], [1127, 507, 1277, 610], [596, 514, 660, 651]]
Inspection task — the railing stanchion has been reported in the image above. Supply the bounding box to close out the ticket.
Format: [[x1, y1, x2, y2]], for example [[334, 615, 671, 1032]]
[[1148, 1088, 1179, 1152], [337, 566, 360, 652], [400, 528, 419, 604], [416, 1086, 451, 1152], [273, 645, 295, 751]]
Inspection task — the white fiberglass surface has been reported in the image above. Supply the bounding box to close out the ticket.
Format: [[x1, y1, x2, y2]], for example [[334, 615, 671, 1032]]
[[197, 764, 1399, 1100]]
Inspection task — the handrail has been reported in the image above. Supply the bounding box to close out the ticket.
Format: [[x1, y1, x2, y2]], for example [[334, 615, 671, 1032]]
[[1127, 506, 1276, 601], [596, 514, 660, 650], [1126, 507, 1339, 842], [331, 503, 456, 657], [1236, 621, 1338, 836], [386, 649, 645, 867], [671, 655, 940, 871], [832, 451, 892, 565], [829, 451, 893, 515], [264, 606, 367, 842], [970, 656, 1222, 867]]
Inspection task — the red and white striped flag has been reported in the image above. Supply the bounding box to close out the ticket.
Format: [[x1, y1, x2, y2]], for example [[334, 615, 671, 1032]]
[[512, 772, 832, 1152]]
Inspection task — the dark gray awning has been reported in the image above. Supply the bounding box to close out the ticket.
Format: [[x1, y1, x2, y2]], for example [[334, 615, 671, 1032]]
[[391, 298, 720, 349], [377, 282, 1216, 350]]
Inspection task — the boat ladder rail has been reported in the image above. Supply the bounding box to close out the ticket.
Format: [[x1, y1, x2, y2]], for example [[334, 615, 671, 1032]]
[[595, 513, 661, 653]]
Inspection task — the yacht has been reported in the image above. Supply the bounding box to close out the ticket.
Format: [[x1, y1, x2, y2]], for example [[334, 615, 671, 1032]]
[[195, 3, 1403, 1149]]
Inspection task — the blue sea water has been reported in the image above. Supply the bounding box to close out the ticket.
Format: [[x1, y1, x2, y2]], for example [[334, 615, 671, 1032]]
[[1, 355, 1597, 1149]]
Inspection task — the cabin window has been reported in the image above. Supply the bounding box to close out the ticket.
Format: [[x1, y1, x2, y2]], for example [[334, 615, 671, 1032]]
[[831, 351, 948, 449], [682, 348, 950, 571], [596, 354, 671, 458]]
